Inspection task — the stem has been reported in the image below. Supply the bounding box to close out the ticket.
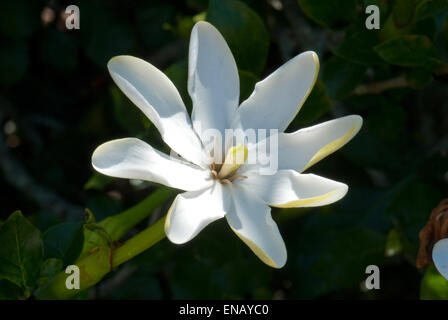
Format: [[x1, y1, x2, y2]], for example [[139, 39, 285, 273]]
[[100, 187, 173, 241], [79, 187, 175, 258], [353, 75, 408, 95], [112, 215, 166, 267], [35, 215, 167, 300]]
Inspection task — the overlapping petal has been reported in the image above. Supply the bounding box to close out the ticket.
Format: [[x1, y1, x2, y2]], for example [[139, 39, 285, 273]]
[[165, 182, 230, 244], [226, 185, 287, 268], [233, 51, 319, 133], [188, 21, 240, 153], [238, 170, 348, 208], [108, 55, 206, 167], [433, 238, 448, 280], [243, 115, 362, 174], [92, 138, 212, 191]]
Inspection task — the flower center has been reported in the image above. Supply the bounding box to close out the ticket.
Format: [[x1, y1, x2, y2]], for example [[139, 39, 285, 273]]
[[210, 144, 248, 185]]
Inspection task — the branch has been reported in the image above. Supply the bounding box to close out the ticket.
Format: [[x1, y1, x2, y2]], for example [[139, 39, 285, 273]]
[[0, 121, 83, 220], [353, 75, 408, 95]]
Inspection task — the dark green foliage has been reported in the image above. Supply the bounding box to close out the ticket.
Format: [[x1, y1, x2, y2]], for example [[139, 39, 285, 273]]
[[0, 0, 447, 300]]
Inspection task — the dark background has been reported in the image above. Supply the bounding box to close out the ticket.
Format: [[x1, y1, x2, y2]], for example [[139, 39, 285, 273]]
[[0, 0, 448, 299]]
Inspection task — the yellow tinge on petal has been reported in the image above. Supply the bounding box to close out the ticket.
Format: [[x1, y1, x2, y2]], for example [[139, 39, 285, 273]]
[[230, 227, 280, 268], [218, 144, 248, 179], [272, 190, 337, 208], [302, 126, 356, 172]]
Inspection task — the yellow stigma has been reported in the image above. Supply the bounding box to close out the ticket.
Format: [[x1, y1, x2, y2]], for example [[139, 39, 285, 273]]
[[217, 144, 248, 179]]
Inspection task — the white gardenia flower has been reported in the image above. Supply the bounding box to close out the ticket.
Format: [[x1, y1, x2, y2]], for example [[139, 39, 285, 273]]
[[92, 21, 363, 268], [432, 239, 448, 279]]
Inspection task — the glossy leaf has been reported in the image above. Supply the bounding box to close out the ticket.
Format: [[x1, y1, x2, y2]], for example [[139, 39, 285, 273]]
[[207, 0, 269, 76], [375, 35, 440, 67], [43, 222, 84, 266], [0, 211, 43, 292]]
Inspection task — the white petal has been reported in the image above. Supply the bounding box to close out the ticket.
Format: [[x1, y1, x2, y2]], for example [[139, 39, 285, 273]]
[[233, 51, 319, 133], [238, 170, 348, 208], [188, 21, 239, 150], [92, 138, 211, 191], [108, 55, 206, 167], [243, 115, 362, 174], [433, 238, 448, 280], [226, 185, 287, 268], [165, 182, 230, 244]]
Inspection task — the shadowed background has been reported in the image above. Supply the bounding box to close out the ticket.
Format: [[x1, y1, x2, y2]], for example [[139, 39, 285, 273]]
[[0, 0, 448, 299]]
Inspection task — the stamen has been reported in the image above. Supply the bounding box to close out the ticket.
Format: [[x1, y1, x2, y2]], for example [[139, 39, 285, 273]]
[[229, 175, 248, 182], [218, 144, 248, 179]]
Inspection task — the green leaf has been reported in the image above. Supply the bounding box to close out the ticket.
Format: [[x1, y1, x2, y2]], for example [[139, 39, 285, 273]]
[[385, 181, 441, 248], [411, 17, 438, 39], [406, 67, 434, 88], [110, 86, 148, 134], [420, 264, 448, 299], [43, 222, 84, 266], [79, 1, 137, 68], [298, 0, 357, 29], [0, 211, 43, 292], [0, 41, 29, 87], [238, 69, 258, 102], [335, 30, 384, 66], [165, 59, 191, 112], [0, 279, 22, 300], [36, 258, 63, 288], [374, 35, 440, 67], [292, 222, 386, 299], [288, 81, 333, 129], [40, 258, 63, 279], [384, 228, 403, 257], [84, 172, 113, 191], [0, 2, 40, 38], [135, 2, 176, 50], [207, 0, 269, 76], [40, 29, 78, 72], [416, 0, 448, 21], [393, 0, 417, 28], [322, 56, 366, 99]]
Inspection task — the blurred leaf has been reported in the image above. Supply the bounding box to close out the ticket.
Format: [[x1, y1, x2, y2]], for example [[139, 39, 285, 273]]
[[0, 41, 29, 87], [0, 2, 40, 38], [165, 59, 191, 111], [385, 228, 403, 257], [420, 264, 448, 299], [135, 2, 176, 50], [416, 0, 448, 21], [110, 86, 147, 134], [291, 222, 385, 299], [393, 0, 417, 28], [43, 222, 84, 266], [36, 258, 63, 288], [298, 0, 357, 29], [80, 1, 137, 68], [40, 29, 78, 72], [411, 17, 438, 39], [289, 81, 333, 128], [335, 30, 384, 66], [207, 0, 269, 76], [0, 211, 43, 294], [322, 56, 366, 99], [0, 279, 22, 300], [238, 69, 257, 102], [385, 181, 441, 248], [40, 258, 63, 279], [406, 67, 434, 88], [375, 35, 440, 67], [84, 172, 113, 191]]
